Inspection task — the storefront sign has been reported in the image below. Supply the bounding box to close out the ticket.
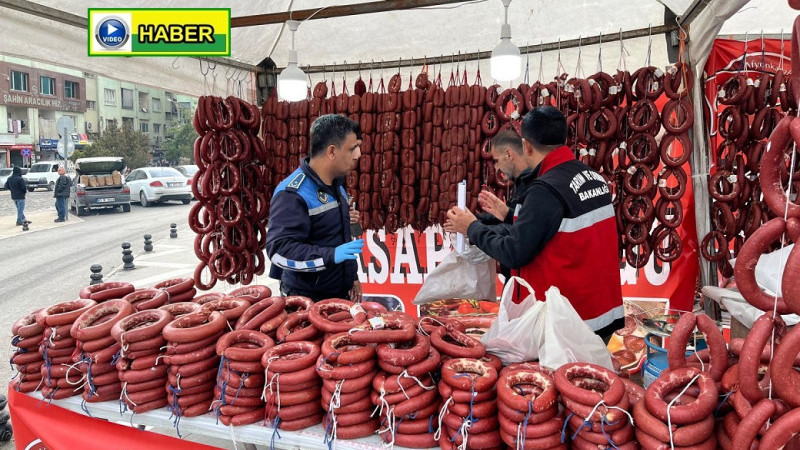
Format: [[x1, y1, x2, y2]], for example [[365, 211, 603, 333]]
[[10, 145, 33, 150], [88, 9, 231, 57], [1, 93, 83, 112], [39, 139, 58, 148]]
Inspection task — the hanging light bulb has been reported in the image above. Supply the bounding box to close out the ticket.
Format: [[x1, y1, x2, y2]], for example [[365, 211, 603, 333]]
[[490, 0, 521, 81], [277, 20, 308, 102]]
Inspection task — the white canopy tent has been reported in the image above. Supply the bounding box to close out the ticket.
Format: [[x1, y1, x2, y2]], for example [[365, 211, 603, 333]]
[[0, 0, 796, 289]]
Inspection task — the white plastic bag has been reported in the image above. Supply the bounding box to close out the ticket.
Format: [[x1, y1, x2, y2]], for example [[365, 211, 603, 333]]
[[481, 277, 546, 365], [539, 286, 614, 371], [413, 245, 497, 305]]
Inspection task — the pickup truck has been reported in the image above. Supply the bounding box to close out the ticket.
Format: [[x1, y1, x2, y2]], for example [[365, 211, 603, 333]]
[[70, 157, 131, 216]]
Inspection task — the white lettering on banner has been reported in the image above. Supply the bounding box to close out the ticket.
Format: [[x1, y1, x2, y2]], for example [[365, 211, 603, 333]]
[[620, 258, 671, 286], [364, 229, 390, 284], [390, 227, 424, 284]]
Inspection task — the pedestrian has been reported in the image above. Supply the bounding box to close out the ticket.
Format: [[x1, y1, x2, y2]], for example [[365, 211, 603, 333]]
[[4, 166, 28, 226], [444, 106, 624, 342], [266, 114, 364, 302], [53, 166, 71, 222]]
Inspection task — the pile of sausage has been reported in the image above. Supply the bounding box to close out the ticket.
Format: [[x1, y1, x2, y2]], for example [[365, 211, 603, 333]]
[[700, 67, 799, 275], [190, 95, 270, 290], [47, 282, 800, 447]]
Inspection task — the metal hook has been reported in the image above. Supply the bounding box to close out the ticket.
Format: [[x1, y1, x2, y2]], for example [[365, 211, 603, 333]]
[[172, 57, 181, 70], [674, 16, 688, 41], [342, 60, 348, 83], [199, 58, 209, 76], [358, 60, 363, 78]]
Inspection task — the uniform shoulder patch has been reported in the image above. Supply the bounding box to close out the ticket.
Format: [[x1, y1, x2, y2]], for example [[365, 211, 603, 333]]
[[286, 173, 306, 191]]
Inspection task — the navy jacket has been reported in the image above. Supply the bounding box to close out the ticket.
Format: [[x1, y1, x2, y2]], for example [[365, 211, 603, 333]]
[[266, 158, 356, 301], [4, 167, 26, 200]]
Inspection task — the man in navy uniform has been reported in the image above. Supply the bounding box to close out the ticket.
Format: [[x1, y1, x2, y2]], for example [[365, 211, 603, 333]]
[[266, 114, 364, 302]]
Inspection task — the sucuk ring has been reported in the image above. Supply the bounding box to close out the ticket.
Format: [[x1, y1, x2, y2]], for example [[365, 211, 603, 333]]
[[347, 312, 417, 344], [123, 289, 169, 311], [216, 329, 274, 362], [262, 341, 320, 373], [71, 299, 135, 342], [554, 362, 625, 407], [430, 326, 485, 359], [644, 366, 718, 425], [321, 332, 376, 365], [498, 368, 558, 413], [39, 299, 97, 327], [109, 309, 172, 345], [276, 310, 320, 343], [162, 311, 226, 344], [226, 285, 272, 304], [234, 296, 286, 331], [440, 357, 497, 393], [79, 281, 136, 302], [308, 298, 366, 333], [159, 302, 201, 318], [199, 298, 249, 322], [375, 333, 430, 366]]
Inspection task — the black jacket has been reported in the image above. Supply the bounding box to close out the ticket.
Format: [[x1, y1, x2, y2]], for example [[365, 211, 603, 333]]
[[4, 167, 26, 200], [54, 174, 71, 198], [475, 167, 536, 278]]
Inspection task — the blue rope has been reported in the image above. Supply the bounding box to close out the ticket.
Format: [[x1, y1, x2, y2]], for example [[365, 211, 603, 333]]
[[715, 390, 734, 417], [80, 398, 93, 417], [11, 335, 22, 346], [270, 417, 282, 450], [110, 349, 121, 366], [600, 416, 621, 450], [428, 414, 435, 434], [317, 352, 340, 372], [561, 412, 575, 443], [518, 401, 533, 450], [85, 359, 98, 397]]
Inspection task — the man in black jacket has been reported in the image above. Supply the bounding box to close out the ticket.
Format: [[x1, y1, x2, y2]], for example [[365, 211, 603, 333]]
[[4, 167, 28, 226], [476, 129, 536, 279], [53, 166, 70, 222]]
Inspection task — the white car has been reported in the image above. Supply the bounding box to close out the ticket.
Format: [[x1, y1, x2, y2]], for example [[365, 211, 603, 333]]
[[125, 167, 192, 207]]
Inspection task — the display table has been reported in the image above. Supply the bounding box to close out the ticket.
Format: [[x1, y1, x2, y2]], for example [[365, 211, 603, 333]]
[[7, 386, 415, 450]]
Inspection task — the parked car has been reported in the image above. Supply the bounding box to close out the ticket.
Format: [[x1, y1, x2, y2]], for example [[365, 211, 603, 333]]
[[23, 161, 69, 191], [174, 165, 199, 198], [70, 157, 131, 216], [0, 168, 13, 189], [126, 167, 192, 207]]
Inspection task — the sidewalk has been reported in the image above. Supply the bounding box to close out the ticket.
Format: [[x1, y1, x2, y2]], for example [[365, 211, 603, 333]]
[[103, 226, 280, 299], [0, 210, 82, 241]]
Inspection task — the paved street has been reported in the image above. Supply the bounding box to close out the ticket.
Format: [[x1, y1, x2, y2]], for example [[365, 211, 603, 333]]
[[0, 187, 65, 220]]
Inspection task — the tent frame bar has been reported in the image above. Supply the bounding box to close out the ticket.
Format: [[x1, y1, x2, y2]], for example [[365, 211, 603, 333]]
[[283, 23, 680, 75]]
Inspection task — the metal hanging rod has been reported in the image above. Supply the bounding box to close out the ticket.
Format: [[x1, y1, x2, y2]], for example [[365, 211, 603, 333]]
[[270, 23, 680, 74]]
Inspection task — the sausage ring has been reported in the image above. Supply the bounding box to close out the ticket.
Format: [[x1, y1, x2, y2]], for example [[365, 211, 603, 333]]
[[643, 367, 718, 425], [235, 296, 286, 330], [262, 341, 320, 373], [162, 311, 226, 343], [216, 329, 274, 361], [554, 362, 625, 407], [71, 299, 135, 342], [39, 299, 97, 327], [308, 298, 366, 333], [123, 289, 169, 311], [375, 333, 430, 366], [499, 369, 558, 413], [321, 332, 376, 365], [79, 281, 136, 302], [440, 357, 498, 393], [348, 313, 416, 344], [430, 327, 485, 359]]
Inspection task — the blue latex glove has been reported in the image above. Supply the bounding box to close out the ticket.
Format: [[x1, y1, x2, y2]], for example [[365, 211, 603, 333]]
[[334, 239, 364, 263]]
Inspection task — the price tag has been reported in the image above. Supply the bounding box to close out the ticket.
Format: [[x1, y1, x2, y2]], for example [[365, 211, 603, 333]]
[[658, 178, 668, 188], [627, 166, 638, 175], [667, 65, 678, 75], [579, 148, 589, 157], [588, 148, 597, 156], [609, 86, 619, 95], [727, 174, 738, 184], [746, 78, 754, 86], [654, 68, 665, 78], [368, 316, 386, 330], [541, 88, 550, 97], [588, 79, 596, 86], [619, 141, 628, 150], [350, 303, 366, 318]]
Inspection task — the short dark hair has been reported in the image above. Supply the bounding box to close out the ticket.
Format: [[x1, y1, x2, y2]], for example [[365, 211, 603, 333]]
[[521, 106, 567, 149], [309, 114, 361, 158], [491, 129, 523, 155]]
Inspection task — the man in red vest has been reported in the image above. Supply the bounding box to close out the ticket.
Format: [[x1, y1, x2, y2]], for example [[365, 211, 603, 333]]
[[445, 106, 624, 341]]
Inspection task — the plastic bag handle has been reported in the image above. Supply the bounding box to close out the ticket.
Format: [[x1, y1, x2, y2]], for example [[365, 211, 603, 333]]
[[502, 276, 537, 301]]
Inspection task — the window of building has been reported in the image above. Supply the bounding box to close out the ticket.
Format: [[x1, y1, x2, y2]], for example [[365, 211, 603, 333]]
[[140, 121, 149, 133], [65, 81, 79, 99], [86, 100, 96, 110], [40, 76, 55, 96], [10, 71, 28, 91], [106, 119, 116, 130], [152, 98, 161, 113], [121, 88, 134, 109], [7, 106, 29, 134], [153, 123, 161, 134], [121, 117, 134, 129], [104, 88, 116, 106]]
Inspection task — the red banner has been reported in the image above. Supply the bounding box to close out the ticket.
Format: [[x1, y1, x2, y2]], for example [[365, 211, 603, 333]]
[[7, 386, 218, 450], [704, 38, 792, 154]]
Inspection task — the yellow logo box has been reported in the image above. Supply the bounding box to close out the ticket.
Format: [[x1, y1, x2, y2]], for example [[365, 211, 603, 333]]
[[88, 9, 230, 56]]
